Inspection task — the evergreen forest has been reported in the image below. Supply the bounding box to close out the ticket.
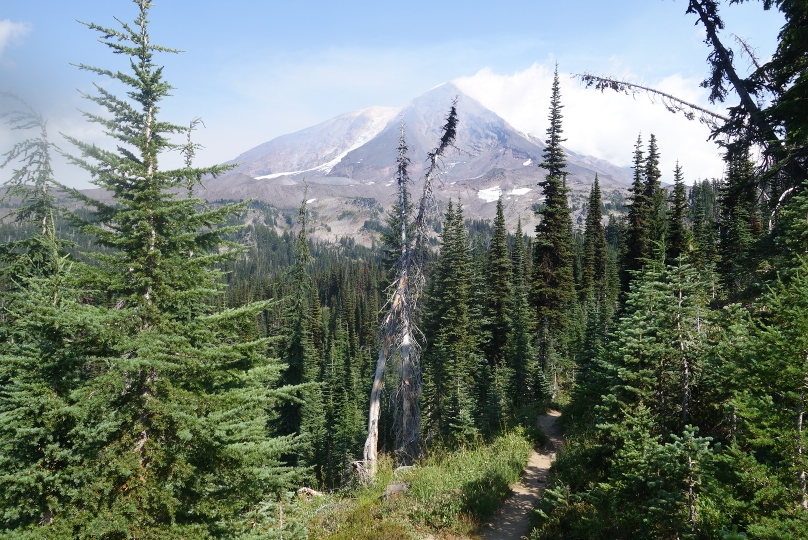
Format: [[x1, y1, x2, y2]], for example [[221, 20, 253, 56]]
[[1, 1, 807, 538]]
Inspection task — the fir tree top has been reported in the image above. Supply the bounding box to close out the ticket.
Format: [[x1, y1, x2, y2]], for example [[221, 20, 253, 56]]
[[539, 65, 568, 183], [667, 161, 690, 262], [644, 134, 662, 196], [63, 0, 241, 325]]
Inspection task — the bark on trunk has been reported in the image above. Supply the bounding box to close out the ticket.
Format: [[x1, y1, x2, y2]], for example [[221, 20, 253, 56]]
[[677, 286, 691, 425], [798, 372, 807, 510], [398, 327, 420, 464], [362, 335, 391, 473]]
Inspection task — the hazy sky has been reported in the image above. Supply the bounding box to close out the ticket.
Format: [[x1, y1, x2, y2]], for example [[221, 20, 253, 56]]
[[0, 1, 785, 188]]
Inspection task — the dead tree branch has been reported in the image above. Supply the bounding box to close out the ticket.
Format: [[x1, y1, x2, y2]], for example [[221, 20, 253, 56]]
[[574, 73, 729, 130]]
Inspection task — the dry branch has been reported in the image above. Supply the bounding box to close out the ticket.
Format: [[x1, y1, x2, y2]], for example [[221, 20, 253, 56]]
[[574, 72, 729, 130]]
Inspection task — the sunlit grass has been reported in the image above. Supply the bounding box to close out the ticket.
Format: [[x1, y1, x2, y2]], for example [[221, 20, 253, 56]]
[[299, 425, 545, 539]]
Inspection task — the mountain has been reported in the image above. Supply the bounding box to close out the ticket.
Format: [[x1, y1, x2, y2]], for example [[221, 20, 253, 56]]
[[201, 82, 632, 244]]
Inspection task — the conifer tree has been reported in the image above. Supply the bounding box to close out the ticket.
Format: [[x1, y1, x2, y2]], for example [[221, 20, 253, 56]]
[[322, 313, 363, 487], [541, 259, 715, 536], [0, 94, 97, 534], [0, 258, 118, 534], [422, 201, 483, 442], [532, 66, 576, 347], [380, 124, 413, 273], [690, 180, 720, 269], [667, 161, 691, 262], [581, 175, 608, 298], [601, 259, 710, 431], [621, 134, 649, 290], [507, 218, 541, 405], [0, 95, 66, 283], [276, 197, 312, 436], [718, 149, 761, 296], [19, 2, 305, 535], [713, 258, 808, 536], [276, 196, 324, 478], [485, 197, 513, 367], [644, 134, 667, 254]]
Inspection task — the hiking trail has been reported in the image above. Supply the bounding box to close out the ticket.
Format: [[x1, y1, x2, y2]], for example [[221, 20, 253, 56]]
[[480, 410, 562, 540]]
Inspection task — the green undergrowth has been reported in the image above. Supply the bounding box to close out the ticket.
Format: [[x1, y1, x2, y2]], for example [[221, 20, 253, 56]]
[[299, 425, 546, 539]]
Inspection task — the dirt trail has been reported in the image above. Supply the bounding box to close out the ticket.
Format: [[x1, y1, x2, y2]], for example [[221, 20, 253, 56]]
[[480, 410, 562, 540]]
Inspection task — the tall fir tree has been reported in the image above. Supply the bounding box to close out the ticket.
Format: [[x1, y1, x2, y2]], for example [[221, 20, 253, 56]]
[[0, 93, 100, 535], [507, 218, 543, 405], [718, 149, 761, 297], [422, 201, 483, 442], [722, 258, 808, 536], [11, 2, 306, 536], [484, 197, 513, 367], [322, 312, 364, 487], [276, 196, 325, 479], [581, 174, 608, 299], [0, 95, 68, 286], [532, 66, 576, 348], [667, 161, 691, 262], [644, 134, 667, 255], [689, 180, 720, 270], [621, 134, 649, 290], [600, 259, 711, 431], [380, 124, 413, 274]]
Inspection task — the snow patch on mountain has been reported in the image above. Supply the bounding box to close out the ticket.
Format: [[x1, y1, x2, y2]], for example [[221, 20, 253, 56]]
[[478, 186, 502, 202], [256, 110, 397, 180]]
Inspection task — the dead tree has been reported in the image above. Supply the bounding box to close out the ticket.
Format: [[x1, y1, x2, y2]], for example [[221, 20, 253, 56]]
[[361, 101, 459, 475]]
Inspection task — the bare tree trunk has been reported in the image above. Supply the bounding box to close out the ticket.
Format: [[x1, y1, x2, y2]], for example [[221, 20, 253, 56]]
[[798, 371, 807, 510], [552, 370, 558, 402], [398, 324, 420, 465], [396, 122, 421, 464], [688, 454, 697, 528], [362, 335, 391, 473], [677, 286, 691, 425]]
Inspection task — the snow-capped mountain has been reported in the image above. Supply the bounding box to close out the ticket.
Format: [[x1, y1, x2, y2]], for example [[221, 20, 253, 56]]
[[202, 82, 633, 244]]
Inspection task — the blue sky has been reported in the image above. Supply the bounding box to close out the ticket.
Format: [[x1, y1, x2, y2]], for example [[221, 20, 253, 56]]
[[0, 1, 786, 188]]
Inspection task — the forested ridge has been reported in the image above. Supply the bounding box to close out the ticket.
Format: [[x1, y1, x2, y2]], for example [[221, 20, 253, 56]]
[[1, 0, 807, 538]]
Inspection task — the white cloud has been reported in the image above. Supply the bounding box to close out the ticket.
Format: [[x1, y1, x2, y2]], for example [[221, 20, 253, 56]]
[[0, 20, 31, 60], [454, 64, 726, 183]]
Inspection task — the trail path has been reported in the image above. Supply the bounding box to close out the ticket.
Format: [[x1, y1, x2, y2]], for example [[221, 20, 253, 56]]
[[480, 410, 562, 540]]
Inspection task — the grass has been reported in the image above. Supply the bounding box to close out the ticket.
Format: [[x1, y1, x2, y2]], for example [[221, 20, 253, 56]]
[[298, 425, 545, 539]]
